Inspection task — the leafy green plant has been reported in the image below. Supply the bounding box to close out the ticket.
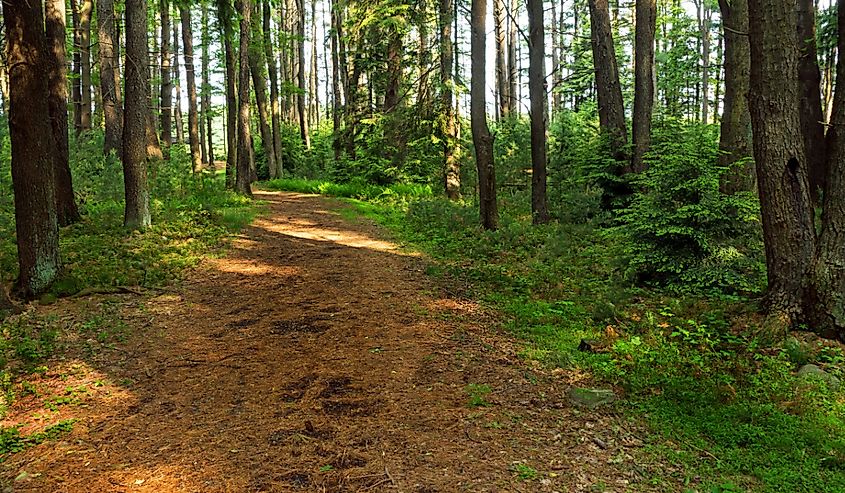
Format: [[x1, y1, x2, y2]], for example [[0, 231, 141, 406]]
[[465, 383, 492, 408]]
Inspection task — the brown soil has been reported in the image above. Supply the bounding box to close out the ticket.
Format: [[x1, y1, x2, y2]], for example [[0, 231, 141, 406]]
[[2, 191, 648, 492]]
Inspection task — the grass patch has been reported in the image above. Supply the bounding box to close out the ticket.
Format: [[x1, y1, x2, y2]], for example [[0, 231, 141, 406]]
[[0, 419, 75, 459], [281, 180, 845, 493]]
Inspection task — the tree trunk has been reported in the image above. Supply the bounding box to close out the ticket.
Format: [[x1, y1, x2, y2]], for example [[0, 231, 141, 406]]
[[173, 14, 185, 144], [236, 0, 255, 196], [550, 0, 560, 115], [297, 0, 311, 148], [310, 0, 320, 126], [699, 2, 711, 123], [796, 0, 827, 203], [747, 0, 817, 328], [202, 2, 214, 166], [384, 31, 402, 112], [181, 7, 203, 173], [45, 0, 80, 226], [331, 0, 343, 161], [123, 0, 153, 230], [219, 0, 239, 188], [807, 0, 845, 341], [249, 2, 277, 179], [507, 0, 517, 115], [632, 0, 656, 173], [79, 0, 93, 132], [718, 0, 754, 194], [441, 0, 460, 199], [98, 0, 123, 156], [493, 0, 508, 119], [418, 0, 431, 108], [471, 0, 498, 230], [588, 0, 627, 162], [4, 0, 61, 297], [160, 0, 173, 151], [264, 0, 284, 175], [527, 0, 549, 224], [72, 0, 82, 135]]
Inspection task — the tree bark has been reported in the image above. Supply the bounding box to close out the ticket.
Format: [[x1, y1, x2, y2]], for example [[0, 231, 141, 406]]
[[71, 0, 82, 135], [493, 0, 508, 119], [218, 0, 239, 188], [718, 0, 754, 194], [507, 0, 517, 115], [550, 0, 560, 115], [699, 1, 712, 123], [264, 0, 284, 175], [79, 0, 93, 132], [98, 0, 123, 156], [471, 0, 498, 230], [297, 0, 311, 148], [807, 0, 845, 341], [747, 0, 816, 327], [527, 0, 549, 224], [201, 2, 214, 166], [236, 0, 255, 196], [588, 0, 627, 162], [160, 0, 173, 151], [384, 30, 403, 112], [440, 0, 460, 199], [181, 7, 203, 173], [632, 0, 656, 173], [123, 0, 153, 230], [249, 3, 277, 179], [331, 0, 343, 162], [173, 14, 185, 144], [45, 0, 80, 226], [4, 0, 61, 297], [796, 0, 827, 203]]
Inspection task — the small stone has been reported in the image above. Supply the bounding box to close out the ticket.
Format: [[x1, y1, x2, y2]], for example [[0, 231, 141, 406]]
[[567, 388, 616, 408], [797, 364, 841, 391]]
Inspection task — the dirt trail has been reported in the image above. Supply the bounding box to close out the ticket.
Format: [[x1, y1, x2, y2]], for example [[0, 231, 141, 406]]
[[3, 191, 644, 492]]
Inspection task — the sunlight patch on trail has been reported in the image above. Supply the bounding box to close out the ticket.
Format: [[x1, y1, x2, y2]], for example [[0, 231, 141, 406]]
[[252, 218, 407, 254]]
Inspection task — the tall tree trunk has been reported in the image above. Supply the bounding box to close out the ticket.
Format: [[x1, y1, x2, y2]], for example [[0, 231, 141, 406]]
[[45, 0, 80, 226], [699, 1, 711, 123], [384, 30, 402, 112], [331, 0, 343, 161], [418, 0, 431, 108], [173, 15, 185, 144], [236, 0, 255, 195], [79, 0, 93, 132], [527, 0, 549, 224], [249, 2, 277, 179], [747, 0, 816, 328], [4, 0, 61, 297], [160, 0, 173, 151], [471, 0, 498, 230], [507, 0, 517, 115], [550, 0, 560, 115], [632, 0, 656, 173], [588, 0, 627, 162], [123, 0, 153, 230], [493, 0, 508, 119], [807, 0, 845, 341], [297, 0, 311, 148], [219, 0, 239, 188], [181, 7, 203, 173], [310, 0, 320, 125], [441, 0, 460, 199], [796, 0, 827, 203], [264, 0, 284, 175], [718, 0, 754, 194], [202, 2, 214, 166], [98, 0, 123, 156], [72, 0, 82, 135]]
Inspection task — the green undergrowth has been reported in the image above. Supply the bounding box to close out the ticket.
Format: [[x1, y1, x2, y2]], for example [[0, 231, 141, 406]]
[[0, 131, 260, 297], [269, 179, 845, 493]]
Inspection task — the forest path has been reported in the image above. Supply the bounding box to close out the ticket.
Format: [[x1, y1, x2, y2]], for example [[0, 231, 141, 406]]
[[4, 191, 641, 492]]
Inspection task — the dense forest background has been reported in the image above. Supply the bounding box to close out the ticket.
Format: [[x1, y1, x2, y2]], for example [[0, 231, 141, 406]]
[[1, 0, 845, 490]]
